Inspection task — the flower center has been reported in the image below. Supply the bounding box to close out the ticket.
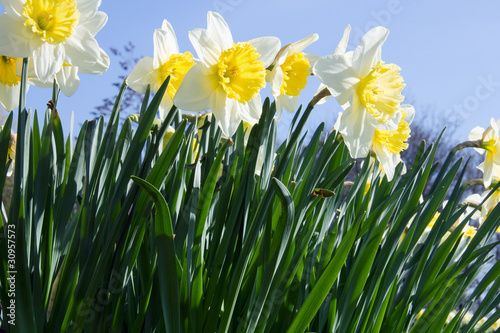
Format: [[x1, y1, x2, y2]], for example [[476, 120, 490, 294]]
[[157, 52, 195, 99], [280, 52, 310, 96], [217, 42, 265, 104], [0, 56, 21, 86], [357, 61, 405, 124], [23, 0, 80, 44], [372, 110, 411, 154]]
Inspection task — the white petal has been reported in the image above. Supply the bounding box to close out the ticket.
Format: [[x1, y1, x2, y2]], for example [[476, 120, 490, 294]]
[[249, 36, 281, 68], [469, 126, 484, 141], [367, 110, 401, 131], [0, 13, 36, 58], [154, 20, 179, 68], [64, 26, 101, 68], [126, 57, 156, 94], [402, 104, 415, 125], [351, 26, 389, 78], [0, 109, 9, 125], [304, 53, 320, 68], [211, 91, 242, 137], [0, 83, 20, 111], [339, 101, 375, 158], [77, 48, 109, 74], [334, 25, 351, 55], [159, 95, 174, 120], [189, 28, 220, 67], [290, 34, 318, 54], [34, 43, 64, 82], [207, 11, 233, 51], [313, 54, 359, 106], [174, 63, 215, 111], [481, 156, 493, 188], [280, 94, 299, 114], [240, 95, 262, 125], [56, 65, 80, 96], [1, 0, 24, 17], [268, 66, 284, 97], [82, 11, 107, 36], [77, 0, 102, 22], [372, 143, 399, 181]]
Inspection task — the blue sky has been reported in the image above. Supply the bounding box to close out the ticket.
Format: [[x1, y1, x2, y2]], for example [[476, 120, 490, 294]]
[[2, 0, 500, 142]]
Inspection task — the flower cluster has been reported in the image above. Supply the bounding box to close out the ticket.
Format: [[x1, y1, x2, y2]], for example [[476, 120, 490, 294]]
[[0, 0, 109, 110], [124, 11, 413, 180]]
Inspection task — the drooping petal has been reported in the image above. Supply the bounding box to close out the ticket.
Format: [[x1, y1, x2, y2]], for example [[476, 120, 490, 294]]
[[481, 156, 494, 188], [189, 28, 220, 67], [154, 20, 180, 68], [334, 25, 352, 55], [290, 34, 318, 54], [0, 13, 35, 58], [372, 143, 399, 181], [276, 94, 299, 120], [56, 65, 80, 96], [339, 100, 375, 158], [33, 43, 64, 82], [313, 53, 359, 106], [159, 95, 174, 120], [0, 83, 20, 111], [268, 65, 284, 97], [126, 57, 156, 94], [402, 104, 415, 125], [351, 26, 389, 78], [249, 36, 281, 68], [64, 26, 101, 68], [206, 11, 233, 52], [82, 11, 107, 36], [241, 94, 262, 124], [211, 90, 243, 137], [174, 63, 216, 111]]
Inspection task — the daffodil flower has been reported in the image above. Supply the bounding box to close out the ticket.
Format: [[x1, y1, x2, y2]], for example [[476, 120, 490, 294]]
[[127, 20, 195, 119], [0, 55, 24, 111], [266, 34, 318, 118], [468, 118, 500, 187], [313, 26, 406, 158], [0, 0, 109, 83], [371, 104, 414, 181], [174, 11, 280, 137]]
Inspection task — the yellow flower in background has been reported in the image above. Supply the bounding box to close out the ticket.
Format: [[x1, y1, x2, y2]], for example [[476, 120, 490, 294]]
[[267, 34, 319, 118], [0, 0, 109, 83], [371, 104, 414, 181], [313, 26, 406, 158], [0, 55, 23, 111], [469, 118, 500, 187], [174, 11, 280, 137], [127, 20, 195, 119]]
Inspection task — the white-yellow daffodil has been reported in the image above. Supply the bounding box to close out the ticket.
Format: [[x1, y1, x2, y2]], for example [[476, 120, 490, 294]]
[[267, 34, 318, 118], [30, 49, 109, 96], [371, 104, 414, 181], [174, 11, 280, 137], [469, 118, 500, 187], [0, 55, 24, 111], [313, 26, 405, 158], [127, 20, 195, 119], [0, 0, 109, 83]]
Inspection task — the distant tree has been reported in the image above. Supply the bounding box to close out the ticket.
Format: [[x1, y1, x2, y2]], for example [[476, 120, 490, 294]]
[[93, 42, 146, 122]]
